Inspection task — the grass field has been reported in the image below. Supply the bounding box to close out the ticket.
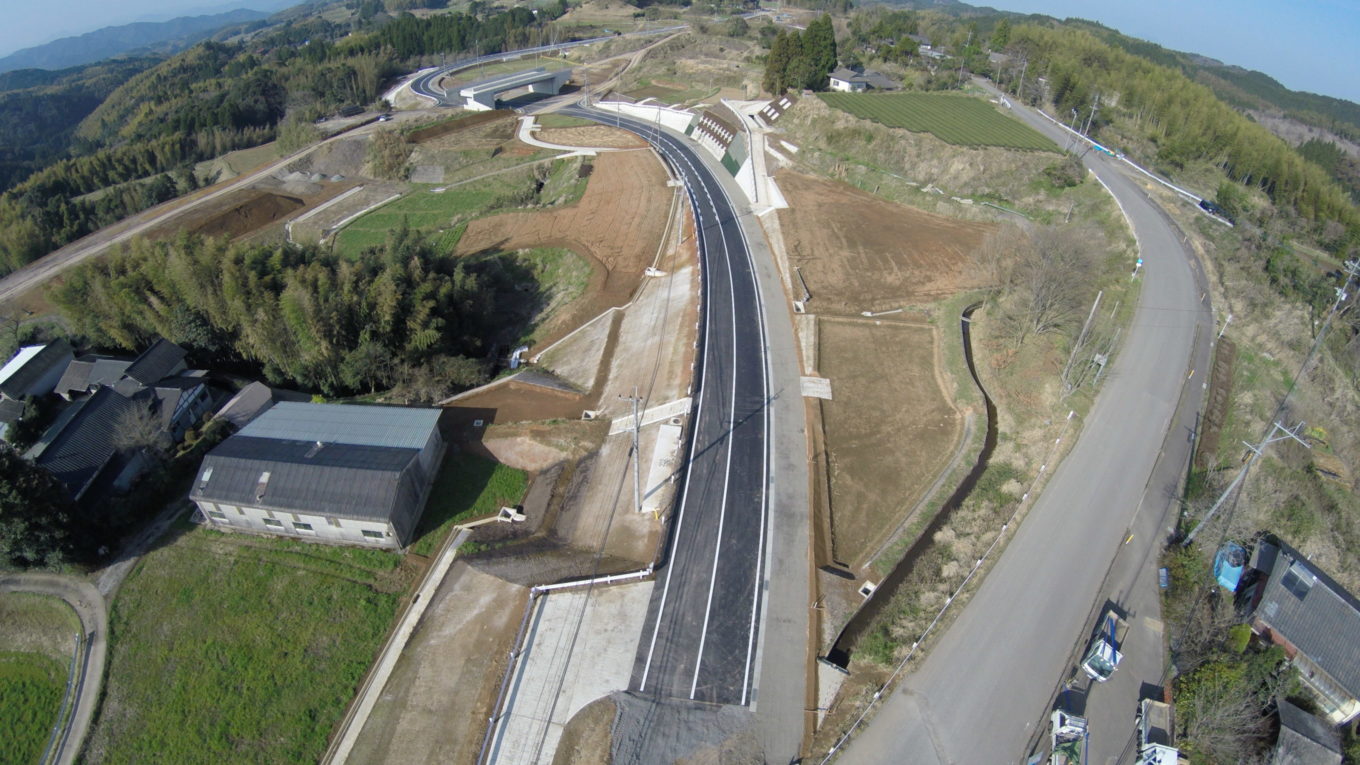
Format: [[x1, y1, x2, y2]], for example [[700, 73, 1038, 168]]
[[535, 113, 594, 128], [819, 92, 1058, 151], [0, 651, 65, 765], [409, 453, 529, 557], [84, 525, 407, 765]]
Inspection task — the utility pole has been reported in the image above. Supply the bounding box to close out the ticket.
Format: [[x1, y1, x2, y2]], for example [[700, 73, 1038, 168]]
[[956, 29, 972, 88], [1185, 258, 1359, 546], [1183, 421, 1310, 545], [1016, 57, 1028, 102], [1062, 290, 1102, 391], [621, 387, 643, 513], [1082, 92, 1100, 136]]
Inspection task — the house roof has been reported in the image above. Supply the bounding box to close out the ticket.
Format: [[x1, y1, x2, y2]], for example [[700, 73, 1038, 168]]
[[829, 67, 867, 83], [54, 356, 132, 398], [214, 382, 310, 430], [0, 340, 72, 398], [1255, 540, 1360, 700], [238, 402, 441, 451], [1274, 699, 1342, 765], [0, 397, 24, 424], [124, 338, 187, 386], [30, 387, 150, 501], [191, 436, 424, 522]]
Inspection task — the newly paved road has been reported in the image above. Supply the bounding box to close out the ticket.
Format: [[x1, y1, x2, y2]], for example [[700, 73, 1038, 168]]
[[409, 28, 685, 106], [562, 104, 772, 708], [837, 84, 1213, 763], [0, 573, 108, 765]]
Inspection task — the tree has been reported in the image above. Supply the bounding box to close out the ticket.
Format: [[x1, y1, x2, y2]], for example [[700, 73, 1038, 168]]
[[764, 30, 794, 94], [112, 401, 170, 457], [991, 19, 1011, 50], [982, 224, 1101, 346], [0, 448, 78, 569]]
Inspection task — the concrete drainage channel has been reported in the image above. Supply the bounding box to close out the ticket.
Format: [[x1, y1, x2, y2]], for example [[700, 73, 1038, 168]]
[[478, 569, 655, 765]]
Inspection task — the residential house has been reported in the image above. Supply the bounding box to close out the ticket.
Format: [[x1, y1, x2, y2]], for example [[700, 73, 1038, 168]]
[[829, 67, 869, 92], [1246, 539, 1360, 723], [213, 381, 312, 430], [191, 403, 444, 549], [0, 340, 73, 436], [828, 67, 900, 93], [1273, 699, 1342, 765], [29, 338, 215, 505]]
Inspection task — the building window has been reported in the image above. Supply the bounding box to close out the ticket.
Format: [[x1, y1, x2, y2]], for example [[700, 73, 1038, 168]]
[[361, 529, 384, 540], [328, 517, 341, 528], [208, 511, 227, 521], [294, 522, 313, 533], [263, 518, 284, 529]]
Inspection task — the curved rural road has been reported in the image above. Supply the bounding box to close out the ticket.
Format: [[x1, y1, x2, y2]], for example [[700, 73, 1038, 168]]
[[0, 573, 108, 765], [835, 84, 1214, 763]]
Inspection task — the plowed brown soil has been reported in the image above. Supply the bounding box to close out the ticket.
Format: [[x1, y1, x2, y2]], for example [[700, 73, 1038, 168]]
[[191, 192, 303, 238], [455, 149, 671, 351], [776, 170, 993, 313]]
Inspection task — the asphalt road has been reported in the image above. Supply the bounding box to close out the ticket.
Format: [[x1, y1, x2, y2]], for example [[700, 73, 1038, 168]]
[[0, 573, 108, 765], [562, 104, 772, 708], [409, 28, 685, 106], [836, 84, 1213, 763]]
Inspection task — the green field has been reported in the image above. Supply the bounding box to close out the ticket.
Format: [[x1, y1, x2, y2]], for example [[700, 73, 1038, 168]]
[[84, 525, 405, 764], [535, 113, 594, 128], [819, 92, 1058, 151], [0, 652, 65, 765], [410, 453, 529, 557]]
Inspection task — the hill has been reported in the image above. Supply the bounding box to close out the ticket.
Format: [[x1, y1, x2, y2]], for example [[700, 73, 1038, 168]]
[[0, 9, 269, 74], [0, 58, 160, 191]]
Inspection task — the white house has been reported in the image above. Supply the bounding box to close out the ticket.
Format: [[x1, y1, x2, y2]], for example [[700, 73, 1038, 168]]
[[190, 402, 444, 549], [829, 67, 868, 92]]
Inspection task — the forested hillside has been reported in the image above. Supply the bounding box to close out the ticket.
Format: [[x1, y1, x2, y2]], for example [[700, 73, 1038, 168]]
[[992, 23, 1359, 247], [0, 2, 573, 277], [0, 58, 160, 192]]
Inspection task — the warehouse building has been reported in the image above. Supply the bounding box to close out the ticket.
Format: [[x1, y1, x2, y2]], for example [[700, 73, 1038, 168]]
[[190, 402, 443, 549]]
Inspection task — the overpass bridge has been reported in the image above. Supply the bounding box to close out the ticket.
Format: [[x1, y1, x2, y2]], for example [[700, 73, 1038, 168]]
[[459, 67, 572, 111]]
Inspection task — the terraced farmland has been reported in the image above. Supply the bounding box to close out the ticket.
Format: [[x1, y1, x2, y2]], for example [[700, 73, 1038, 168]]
[[819, 92, 1058, 151]]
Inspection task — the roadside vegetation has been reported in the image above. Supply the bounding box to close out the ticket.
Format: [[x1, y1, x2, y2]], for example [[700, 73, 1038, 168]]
[[83, 521, 405, 764]]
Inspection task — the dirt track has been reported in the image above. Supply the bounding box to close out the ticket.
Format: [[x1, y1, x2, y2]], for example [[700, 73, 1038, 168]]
[[776, 170, 992, 314]]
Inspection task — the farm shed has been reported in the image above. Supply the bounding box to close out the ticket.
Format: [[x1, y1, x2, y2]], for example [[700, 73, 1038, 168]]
[[191, 403, 443, 549]]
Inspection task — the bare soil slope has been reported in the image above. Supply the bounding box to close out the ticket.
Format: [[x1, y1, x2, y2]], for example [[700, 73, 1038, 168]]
[[455, 149, 671, 350]]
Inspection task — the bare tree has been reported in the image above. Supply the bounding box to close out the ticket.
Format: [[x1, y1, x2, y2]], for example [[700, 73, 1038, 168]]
[[112, 403, 170, 457], [985, 223, 1101, 346]]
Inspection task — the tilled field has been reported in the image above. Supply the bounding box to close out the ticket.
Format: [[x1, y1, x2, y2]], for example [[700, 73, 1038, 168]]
[[776, 170, 992, 314], [818, 317, 963, 568]]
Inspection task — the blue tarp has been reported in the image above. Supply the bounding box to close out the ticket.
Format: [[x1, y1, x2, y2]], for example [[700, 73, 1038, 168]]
[[1214, 542, 1247, 592]]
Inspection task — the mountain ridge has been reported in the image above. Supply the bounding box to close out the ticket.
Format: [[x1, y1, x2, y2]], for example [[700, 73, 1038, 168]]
[[0, 9, 270, 74]]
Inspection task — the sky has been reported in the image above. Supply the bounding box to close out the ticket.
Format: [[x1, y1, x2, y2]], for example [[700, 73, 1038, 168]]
[[2, 0, 1359, 103], [0, 0, 293, 58], [980, 0, 1360, 103]]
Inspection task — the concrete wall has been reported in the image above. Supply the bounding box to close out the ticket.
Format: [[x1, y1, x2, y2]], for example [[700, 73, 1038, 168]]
[[595, 101, 696, 134], [197, 500, 399, 549]]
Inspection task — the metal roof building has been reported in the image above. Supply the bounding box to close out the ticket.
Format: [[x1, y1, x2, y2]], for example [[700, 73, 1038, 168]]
[[191, 403, 444, 549], [1250, 539, 1360, 724], [1273, 699, 1342, 765]]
